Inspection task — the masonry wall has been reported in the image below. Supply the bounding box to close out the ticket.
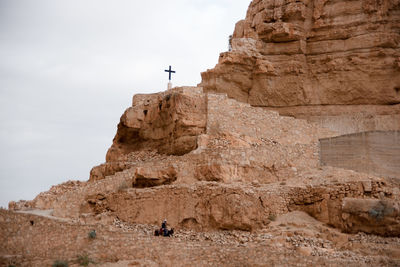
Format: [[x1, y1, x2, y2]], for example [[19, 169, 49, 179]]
[[319, 131, 400, 179]]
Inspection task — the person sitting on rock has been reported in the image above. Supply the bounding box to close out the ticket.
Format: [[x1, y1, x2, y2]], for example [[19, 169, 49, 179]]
[[161, 219, 168, 236]]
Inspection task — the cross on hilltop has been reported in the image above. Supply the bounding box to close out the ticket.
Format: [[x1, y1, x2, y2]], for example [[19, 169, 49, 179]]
[[165, 65, 176, 81]]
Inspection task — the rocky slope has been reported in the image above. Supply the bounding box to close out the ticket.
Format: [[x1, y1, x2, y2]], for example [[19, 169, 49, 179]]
[[2, 209, 400, 266], [4, 87, 400, 266], [7, 87, 400, 236], [2, 0, 400, 265]]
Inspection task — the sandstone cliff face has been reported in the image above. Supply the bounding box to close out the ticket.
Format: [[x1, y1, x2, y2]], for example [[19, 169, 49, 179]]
[[110, 87, 206, 158], [90, 87, 207, 181], [201, 0, 400, 106], [200, 0, 400, 135], [11, 87, 400, 237], [89, 86, 332, 182], [84, 176, 400, 235], [4, 2, 400, 265]]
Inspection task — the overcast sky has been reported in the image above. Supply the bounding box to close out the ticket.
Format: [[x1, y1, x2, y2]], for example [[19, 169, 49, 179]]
[[0, 0, 251, 208]]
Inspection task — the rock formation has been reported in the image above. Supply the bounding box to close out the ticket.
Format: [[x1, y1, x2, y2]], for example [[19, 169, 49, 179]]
[[2, 0, 400, 266], [7, 87, 400, 237], [90, 87, 207, 181], [3, 86, 400, 265], [200, 0, 400, 134], [3, 208, 400, 266]]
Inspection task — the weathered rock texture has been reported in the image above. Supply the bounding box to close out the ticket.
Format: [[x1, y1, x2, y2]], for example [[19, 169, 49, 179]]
[[90, 86, 332, 182], [200, 0, 400, 134], [3, 1, 400, 265], [4, 85, 400, 265], [320, 131, 400, 179], [90, 87, 207, 181], [2, 209, 400, 266], [9, 87, 400, 238], [89, 177, 400, 235]]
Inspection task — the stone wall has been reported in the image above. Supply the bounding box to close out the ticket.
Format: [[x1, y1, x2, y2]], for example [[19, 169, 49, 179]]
[[319, 131, 400, 179]]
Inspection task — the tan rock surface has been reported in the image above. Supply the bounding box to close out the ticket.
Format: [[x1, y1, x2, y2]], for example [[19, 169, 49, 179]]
[[4, 87, 400, 266], [9, 87, 400, 238], [199, 0, 400, 134], [201, 0, 400, 107], [3, 2, 400, 265], [2, 209, 400, 266], [90, 87, 206, 181]]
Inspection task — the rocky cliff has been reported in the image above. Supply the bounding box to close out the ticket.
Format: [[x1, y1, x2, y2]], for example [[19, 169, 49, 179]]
[[9, 87, 400, 237], [3, 1, 400, 265], [200, 0, 400, 134]]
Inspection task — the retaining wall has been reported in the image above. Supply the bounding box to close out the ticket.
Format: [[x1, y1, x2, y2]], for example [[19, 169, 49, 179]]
[[319, 131, 400, 179]]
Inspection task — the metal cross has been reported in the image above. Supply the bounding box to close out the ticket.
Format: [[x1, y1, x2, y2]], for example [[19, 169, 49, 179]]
[[164, 65, 176, 81]]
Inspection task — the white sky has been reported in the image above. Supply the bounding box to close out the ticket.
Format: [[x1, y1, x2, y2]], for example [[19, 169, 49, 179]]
[[0, 0, 251, 208]]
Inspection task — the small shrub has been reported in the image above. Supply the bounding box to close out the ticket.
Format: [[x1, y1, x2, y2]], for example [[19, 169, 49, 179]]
[[88, 229, 96, 239], [279, 181, 286, 186], [52, 260, 68, 267], [77, 254, 94, 266]]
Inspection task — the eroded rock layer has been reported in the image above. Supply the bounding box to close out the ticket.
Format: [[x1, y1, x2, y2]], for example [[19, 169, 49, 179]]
[[10, 87, 400, 237], [90, 87, 207, 181], [2, 209, 400, 266], [200, 0, 400, 134], [4, 1, 400, 265]]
